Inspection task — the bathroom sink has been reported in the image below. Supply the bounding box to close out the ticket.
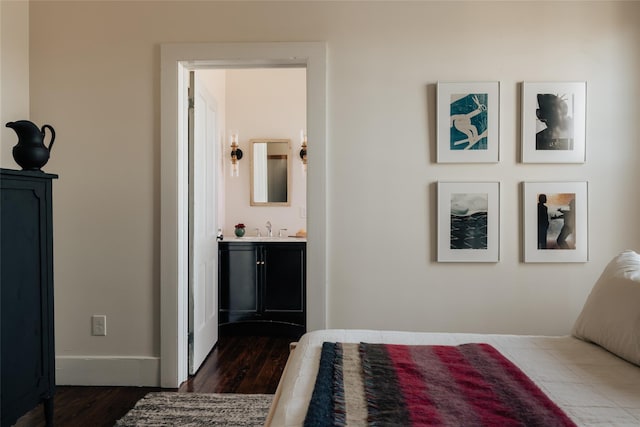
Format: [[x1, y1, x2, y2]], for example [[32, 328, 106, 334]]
[[228, 236, 306, 242]]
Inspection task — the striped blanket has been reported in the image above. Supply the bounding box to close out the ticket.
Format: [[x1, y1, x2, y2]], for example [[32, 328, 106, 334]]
[[304, 342, 577, 426]]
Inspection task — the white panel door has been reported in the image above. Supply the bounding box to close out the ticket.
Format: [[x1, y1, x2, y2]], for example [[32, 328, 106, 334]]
[[189, 72, 219, 375]]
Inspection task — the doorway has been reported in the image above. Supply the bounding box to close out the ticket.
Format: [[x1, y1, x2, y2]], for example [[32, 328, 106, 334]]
[[189, 67, 307, 375], [160, 42, 327, 388]]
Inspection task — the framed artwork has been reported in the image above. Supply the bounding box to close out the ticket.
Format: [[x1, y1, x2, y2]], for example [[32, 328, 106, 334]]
[[437, 81, 500, 163], [437, 182, 500, 262], [523, 181, 588, 263], [521, 82, 586, 163]]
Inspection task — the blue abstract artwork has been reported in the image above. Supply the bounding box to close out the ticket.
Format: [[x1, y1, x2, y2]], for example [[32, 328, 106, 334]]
[[449, 93, 488, 150]]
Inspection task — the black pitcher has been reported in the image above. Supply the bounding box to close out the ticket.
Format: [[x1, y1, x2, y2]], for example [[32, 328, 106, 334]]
[[6, 120, 55, 171]]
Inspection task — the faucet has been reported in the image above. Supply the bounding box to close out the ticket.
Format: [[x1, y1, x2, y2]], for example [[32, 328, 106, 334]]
[[265, 221, 272, 237], [279, 228, 288, 237]]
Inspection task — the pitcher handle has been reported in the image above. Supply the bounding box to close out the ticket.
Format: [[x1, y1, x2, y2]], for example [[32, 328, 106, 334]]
[[41, 124, 56, 152]]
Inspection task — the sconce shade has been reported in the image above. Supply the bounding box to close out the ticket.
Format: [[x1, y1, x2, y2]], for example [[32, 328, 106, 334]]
[[230, 139, 243, 177]]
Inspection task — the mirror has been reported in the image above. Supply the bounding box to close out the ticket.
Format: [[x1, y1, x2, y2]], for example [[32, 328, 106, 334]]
[[250, 138, 291, 206]]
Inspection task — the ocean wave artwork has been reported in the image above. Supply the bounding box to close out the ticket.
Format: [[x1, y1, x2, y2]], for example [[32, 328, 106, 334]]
[[450, 193, 488, 250]]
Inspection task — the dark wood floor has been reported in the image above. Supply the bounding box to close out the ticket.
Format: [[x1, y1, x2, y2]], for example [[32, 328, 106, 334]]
[[13, 336, 292, 427]]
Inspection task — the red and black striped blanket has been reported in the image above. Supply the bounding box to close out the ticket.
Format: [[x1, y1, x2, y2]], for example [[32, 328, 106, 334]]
[[304, 342, 577, 426]]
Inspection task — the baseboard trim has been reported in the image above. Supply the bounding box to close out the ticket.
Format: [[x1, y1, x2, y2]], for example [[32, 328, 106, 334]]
[[56, 355, 161, 387]]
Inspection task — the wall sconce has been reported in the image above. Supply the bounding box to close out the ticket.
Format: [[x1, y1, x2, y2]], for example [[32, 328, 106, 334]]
[[230, 132, 243, 177], [299, 130, 307, 173]]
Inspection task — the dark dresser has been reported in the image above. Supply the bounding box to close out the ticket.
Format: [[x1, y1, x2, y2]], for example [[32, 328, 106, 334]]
[[1, 168, 57, 427]]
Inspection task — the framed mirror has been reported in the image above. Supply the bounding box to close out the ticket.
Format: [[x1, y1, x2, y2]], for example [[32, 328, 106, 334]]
[[250, 138, 291, 206]]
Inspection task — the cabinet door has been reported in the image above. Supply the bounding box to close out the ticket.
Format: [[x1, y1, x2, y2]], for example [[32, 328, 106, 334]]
[[263, 244, 305, 313], [218, 244, 259, 323]]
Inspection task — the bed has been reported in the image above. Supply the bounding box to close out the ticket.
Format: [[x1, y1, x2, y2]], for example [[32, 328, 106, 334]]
[[266, 250, 640, 426]]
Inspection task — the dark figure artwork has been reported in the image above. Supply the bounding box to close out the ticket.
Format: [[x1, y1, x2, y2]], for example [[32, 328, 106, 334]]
[[537, 193, 576, 250], [555, 198, 576, 249], [537, 194, 550, 249], [535, 94, 574, 151]]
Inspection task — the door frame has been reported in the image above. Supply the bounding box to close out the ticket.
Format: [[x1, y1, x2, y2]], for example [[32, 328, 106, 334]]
[[160, 42, 327, 388]]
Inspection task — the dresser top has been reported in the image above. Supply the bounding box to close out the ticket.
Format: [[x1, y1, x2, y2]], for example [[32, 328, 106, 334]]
[[1, 168, 58, 179]]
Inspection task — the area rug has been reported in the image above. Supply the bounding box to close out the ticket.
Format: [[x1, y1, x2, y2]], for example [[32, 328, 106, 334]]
[[115, 392, 272, 426]]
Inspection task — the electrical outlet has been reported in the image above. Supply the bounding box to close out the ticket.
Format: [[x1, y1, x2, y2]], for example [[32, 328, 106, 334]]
[[299, 206, 307, 219], [91, 315, 107, 336]]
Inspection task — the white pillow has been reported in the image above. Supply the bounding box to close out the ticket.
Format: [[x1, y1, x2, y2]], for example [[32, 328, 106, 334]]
[[572, 250, 640, 366]]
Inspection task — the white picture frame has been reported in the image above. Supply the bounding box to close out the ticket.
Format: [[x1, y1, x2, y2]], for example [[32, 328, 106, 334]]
[[437, 81, 500, 163], [521, 82, 586, 163], [437, 182, 500, 262], [523, 181, 588, 263]]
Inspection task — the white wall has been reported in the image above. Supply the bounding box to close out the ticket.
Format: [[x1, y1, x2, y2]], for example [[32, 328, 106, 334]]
[[26, 1, 640, 385], [197, 68, 307, 238], [1, 0, 30, 168], [223, 68, 307, 237]]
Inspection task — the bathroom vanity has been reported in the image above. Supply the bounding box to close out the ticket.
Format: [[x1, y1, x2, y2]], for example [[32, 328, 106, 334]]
[[218, 239, 306, 338]]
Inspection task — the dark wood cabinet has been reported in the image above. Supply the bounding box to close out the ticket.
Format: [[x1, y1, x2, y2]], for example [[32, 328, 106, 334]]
[[219, 241, 305, 338], [1, 169, 57, 427]]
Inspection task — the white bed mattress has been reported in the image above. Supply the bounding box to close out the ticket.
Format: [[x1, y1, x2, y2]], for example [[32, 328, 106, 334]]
[[267, 329, 640, 426]]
